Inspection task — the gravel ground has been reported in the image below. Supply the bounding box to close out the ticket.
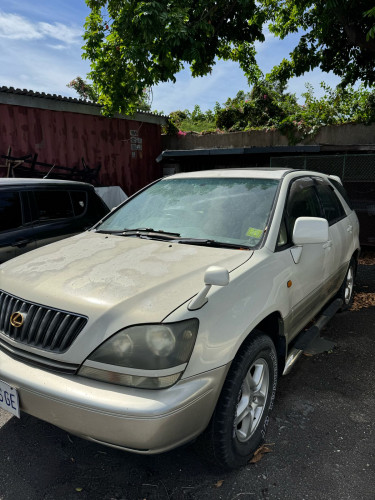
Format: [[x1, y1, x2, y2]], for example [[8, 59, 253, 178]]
[[0, 256, 374, 500]]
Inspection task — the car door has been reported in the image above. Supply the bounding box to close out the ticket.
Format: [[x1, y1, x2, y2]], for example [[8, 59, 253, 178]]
[[314, 177, 352, 296], [29, 188, 79, 248], [275, 177, 329, 340], [30, 188, 109, 249], [0, 190, 36, 263]]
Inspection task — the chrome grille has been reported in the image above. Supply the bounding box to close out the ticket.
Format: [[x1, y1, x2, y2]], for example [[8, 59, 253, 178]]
[[0, 290, 87, 353]]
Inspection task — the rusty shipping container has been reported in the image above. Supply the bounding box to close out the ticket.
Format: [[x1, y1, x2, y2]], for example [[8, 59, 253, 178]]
[[0, 88, 166, 196]]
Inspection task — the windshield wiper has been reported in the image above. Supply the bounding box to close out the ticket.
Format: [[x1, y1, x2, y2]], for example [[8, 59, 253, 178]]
[[176, 238, 250, 249], [96, 230, 248, 248], [121, 228, 181, 239], [95, 228, 181, 238], [96, 229, 123, 234]]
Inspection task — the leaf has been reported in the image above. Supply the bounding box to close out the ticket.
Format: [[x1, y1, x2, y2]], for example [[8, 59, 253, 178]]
[[249, 444, 273, 463], [214, 480, 224, 487]]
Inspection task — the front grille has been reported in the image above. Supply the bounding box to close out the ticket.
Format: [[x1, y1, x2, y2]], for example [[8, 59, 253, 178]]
[[0, 290, 87, 353], [0, 338, 79, 374]]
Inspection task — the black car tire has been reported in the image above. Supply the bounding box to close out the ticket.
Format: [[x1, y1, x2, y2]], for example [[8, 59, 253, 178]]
[[198, 332, 278, 469], [336, 257, 356, 311]]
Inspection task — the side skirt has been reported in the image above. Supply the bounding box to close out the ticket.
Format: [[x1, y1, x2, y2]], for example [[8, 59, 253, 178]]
[[283, 298, 343, 375]]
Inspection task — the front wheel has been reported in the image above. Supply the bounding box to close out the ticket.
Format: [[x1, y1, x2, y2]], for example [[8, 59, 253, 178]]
[[336, 258, 356, 311], [199, 332, 278, 469]]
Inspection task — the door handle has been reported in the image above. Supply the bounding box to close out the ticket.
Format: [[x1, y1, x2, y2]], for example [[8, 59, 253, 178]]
[[323, 240, 332, 249], [12, 239, 30, 248]]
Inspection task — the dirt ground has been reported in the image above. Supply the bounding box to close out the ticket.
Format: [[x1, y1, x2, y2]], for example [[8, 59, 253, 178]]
[[351, 250, 375, 310], [0, 253, 374, 500]]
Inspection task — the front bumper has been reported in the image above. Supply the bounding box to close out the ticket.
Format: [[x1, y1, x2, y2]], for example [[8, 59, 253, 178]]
[[0, 349, 229, 453]]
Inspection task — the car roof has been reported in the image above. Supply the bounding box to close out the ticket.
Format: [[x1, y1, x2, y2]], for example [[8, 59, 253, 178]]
[[165, 168, 335, 181], [166, 168, 294, 180], [0, 178, 92, 188]]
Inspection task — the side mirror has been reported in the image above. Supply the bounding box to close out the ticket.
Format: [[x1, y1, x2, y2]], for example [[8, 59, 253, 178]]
[[188, 266, 229, 310], [293, 217, 329, 245], [204, 266, 229, 286]]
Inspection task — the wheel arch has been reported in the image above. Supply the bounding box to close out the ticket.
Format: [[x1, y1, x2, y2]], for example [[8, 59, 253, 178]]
[[237, 311, 286, 377], [352, 248, 360, 270]]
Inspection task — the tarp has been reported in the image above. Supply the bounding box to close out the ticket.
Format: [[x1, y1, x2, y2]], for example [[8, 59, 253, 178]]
[[95, 186, 128, 210]]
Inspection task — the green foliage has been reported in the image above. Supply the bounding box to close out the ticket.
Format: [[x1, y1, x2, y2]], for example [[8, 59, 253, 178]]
[[67, 76, 152, 112], [67, 76, 99, 102], [215, 81, 295, 131], [266, 0, 375, 87], [167, 107, 216, 134], [168, 83, 375, 144], [163, 118, 180, 135], [277, 83, 375, 143], [83, 0, 265, 115], [191, 105, 206, 122], [82, 1, 375, 116], [365, 7, 375, 40]]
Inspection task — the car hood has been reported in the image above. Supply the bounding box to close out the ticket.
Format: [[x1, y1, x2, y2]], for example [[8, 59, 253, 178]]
[[0, 231, 252, 327]]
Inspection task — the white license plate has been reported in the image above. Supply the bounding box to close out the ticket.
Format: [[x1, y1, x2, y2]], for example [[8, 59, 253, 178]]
[[0, 379, 20, 418]]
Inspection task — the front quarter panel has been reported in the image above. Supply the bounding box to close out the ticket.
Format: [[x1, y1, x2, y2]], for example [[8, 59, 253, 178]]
[[165, 248, 292, 379]]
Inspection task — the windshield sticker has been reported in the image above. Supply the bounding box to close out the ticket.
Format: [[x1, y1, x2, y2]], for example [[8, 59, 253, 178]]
[[246, 227, 263, 238]]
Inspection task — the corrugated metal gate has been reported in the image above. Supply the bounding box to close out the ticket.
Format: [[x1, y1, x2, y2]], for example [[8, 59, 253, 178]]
[[270, 154, 375, 246]]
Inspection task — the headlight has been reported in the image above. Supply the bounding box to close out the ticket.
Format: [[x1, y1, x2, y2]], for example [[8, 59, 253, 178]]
[[78, 319, 199, 389]]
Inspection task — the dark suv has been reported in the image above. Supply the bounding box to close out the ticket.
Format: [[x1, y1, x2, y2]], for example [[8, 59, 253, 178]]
[[0, 179, 109, 263]]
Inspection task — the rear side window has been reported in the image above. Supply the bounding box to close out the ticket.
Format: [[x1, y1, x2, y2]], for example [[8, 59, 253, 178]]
[[70, 191, 87, 216], [0, 191, 23, 232], [315, 183, 346, 224], [329, 179, 353, 210], [34, 190, 74, 221]]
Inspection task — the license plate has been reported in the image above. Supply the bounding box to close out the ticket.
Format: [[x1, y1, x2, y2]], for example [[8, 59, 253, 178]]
[[0, 379, 20, 418]]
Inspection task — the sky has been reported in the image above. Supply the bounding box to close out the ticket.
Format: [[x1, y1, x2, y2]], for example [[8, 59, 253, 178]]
[[0, 0, 342, 115]]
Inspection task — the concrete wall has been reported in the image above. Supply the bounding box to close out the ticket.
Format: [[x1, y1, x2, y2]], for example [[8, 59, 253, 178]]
[[162, 123, 375, 150]]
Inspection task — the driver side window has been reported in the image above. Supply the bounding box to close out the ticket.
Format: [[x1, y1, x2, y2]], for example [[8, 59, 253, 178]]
[[277, 177, 322, 248]]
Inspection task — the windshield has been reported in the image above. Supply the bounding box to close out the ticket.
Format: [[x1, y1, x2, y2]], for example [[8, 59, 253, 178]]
[[96, 177, 280, 248]]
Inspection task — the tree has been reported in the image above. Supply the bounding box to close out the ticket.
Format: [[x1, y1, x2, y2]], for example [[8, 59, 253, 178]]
[[265, 0, 375, 87], [215, 82, 296, 130], [83, 0, 265, 115], [67, 76, 152, 112], [67, 76, 99, 102], [83, 1, 375, 116], [170, 82, 375, 140], [365, 6, 375, 40]]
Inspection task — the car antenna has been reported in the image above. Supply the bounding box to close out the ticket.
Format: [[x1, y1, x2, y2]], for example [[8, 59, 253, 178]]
[[43, 164, 56, 179]]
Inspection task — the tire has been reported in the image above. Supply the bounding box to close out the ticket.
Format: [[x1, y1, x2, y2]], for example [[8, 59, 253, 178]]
[[198, 332, 278, 469], [336, 258, 356, 311]]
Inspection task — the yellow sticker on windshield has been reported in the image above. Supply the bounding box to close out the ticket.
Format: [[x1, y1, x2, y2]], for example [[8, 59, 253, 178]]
[[246, 227, 263, 238]]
